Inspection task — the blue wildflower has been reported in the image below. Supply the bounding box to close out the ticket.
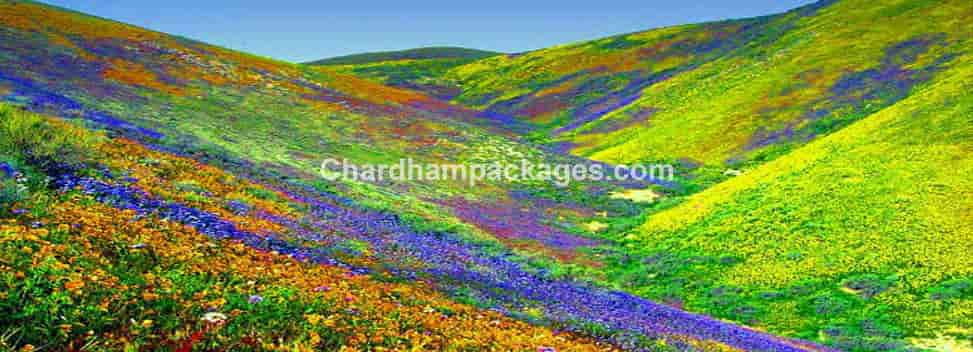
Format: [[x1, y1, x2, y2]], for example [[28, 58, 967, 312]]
[[226, 199, 251, 215], [0, 162, 14, 178], [248, 295, 264, 305]]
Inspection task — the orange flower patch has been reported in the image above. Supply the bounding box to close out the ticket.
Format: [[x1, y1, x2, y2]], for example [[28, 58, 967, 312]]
[[7, 196, 618, 351], [102, 59, 185, 95]]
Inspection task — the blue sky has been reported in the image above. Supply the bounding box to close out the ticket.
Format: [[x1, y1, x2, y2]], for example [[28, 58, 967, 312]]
[[43, 0, 817, 63]]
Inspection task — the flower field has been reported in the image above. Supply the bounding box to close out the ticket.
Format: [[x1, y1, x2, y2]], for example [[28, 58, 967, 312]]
[[2, 0, 972, 351], [0, 105, 829, 351]]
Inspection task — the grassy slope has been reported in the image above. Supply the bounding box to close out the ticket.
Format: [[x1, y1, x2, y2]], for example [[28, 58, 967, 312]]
[[0, 0, 645, 264], [0, 105, 618, 351], [434, 0, 971, 180], [3, 0, 971, 350], [613, 53, 973, 350], [579, 0, 971, 167]]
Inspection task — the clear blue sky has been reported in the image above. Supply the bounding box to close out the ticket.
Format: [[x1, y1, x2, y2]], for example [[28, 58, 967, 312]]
[[43, 0, 817, 63]]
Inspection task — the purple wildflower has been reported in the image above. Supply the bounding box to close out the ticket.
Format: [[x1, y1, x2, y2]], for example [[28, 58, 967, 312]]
[[0, 162, 14, 178], [248, 295, 264, 304]]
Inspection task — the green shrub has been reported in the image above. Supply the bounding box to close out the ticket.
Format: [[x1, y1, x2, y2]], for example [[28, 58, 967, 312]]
[[173, 179, 208, 194], [0, 104, 101, 174], [244, 186, 281, 201], [0, 159, 28, 211], [0, 178, 27, 209], [928, 278, 973, 301]]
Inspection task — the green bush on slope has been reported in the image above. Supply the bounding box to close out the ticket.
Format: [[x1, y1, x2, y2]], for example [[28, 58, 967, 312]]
[[0, 105, 101, 173]]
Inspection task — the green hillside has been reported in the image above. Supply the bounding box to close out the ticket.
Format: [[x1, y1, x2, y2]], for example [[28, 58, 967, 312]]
[[2, 0, 971, 351], [608, 52, 973, 350], [383, 0, 972, 186], [0, 0, 664, 298], [344, 0, 973, 349]]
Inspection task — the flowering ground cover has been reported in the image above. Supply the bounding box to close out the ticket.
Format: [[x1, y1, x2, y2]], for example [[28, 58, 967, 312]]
[[0, 106, 622, 351], [354, 0, 972, 193], [614, 59, 973, 350], [2, 0, 972, 351], [1, 105, 840, 351], [330, 0, 973, 348], [3, 105, 839, 351]]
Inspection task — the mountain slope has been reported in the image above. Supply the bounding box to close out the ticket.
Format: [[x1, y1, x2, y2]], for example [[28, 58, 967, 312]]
[[0, 1, 837, 351], [2, 0, 971, 350], [0, 104, 619, 351], [0, 0, 638, 259], [613, 52, 973, 350], [573, 0, 970, 168], [404, 0, 972, 184]]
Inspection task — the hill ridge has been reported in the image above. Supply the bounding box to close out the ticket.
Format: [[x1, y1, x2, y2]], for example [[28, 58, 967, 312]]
[[305, 46, 502, 65]]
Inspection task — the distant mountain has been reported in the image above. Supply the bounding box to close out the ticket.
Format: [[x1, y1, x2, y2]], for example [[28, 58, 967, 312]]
[[306, 47, 502, 99], [305, 46, 501, 65]]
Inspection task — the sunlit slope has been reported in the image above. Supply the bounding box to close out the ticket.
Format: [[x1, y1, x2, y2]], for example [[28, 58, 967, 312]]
[[580, 0, 971, 167], [0, 104, 620, 351], [440, 0, 972, 172], [616, 54, 973, 350], [0, 0, 655, 267], [0, 0, 502, 163]]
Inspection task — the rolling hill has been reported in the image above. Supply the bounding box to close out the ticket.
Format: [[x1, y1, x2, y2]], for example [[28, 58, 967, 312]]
[[1, 0, 971, 351], [0, 0, 823, 351], [305, 46, 501, 65], [348, 0, 972, 189], [611, 53, 973, 350], [307, 0, 973, 349]]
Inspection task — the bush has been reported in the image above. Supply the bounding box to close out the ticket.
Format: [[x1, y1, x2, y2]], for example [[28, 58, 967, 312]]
[[0, 104, 101, 175], [928, 278, 973, 301], [0, 161, 28, 211], [0, 178, 27, 209], [842, 274, 897, 299]]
